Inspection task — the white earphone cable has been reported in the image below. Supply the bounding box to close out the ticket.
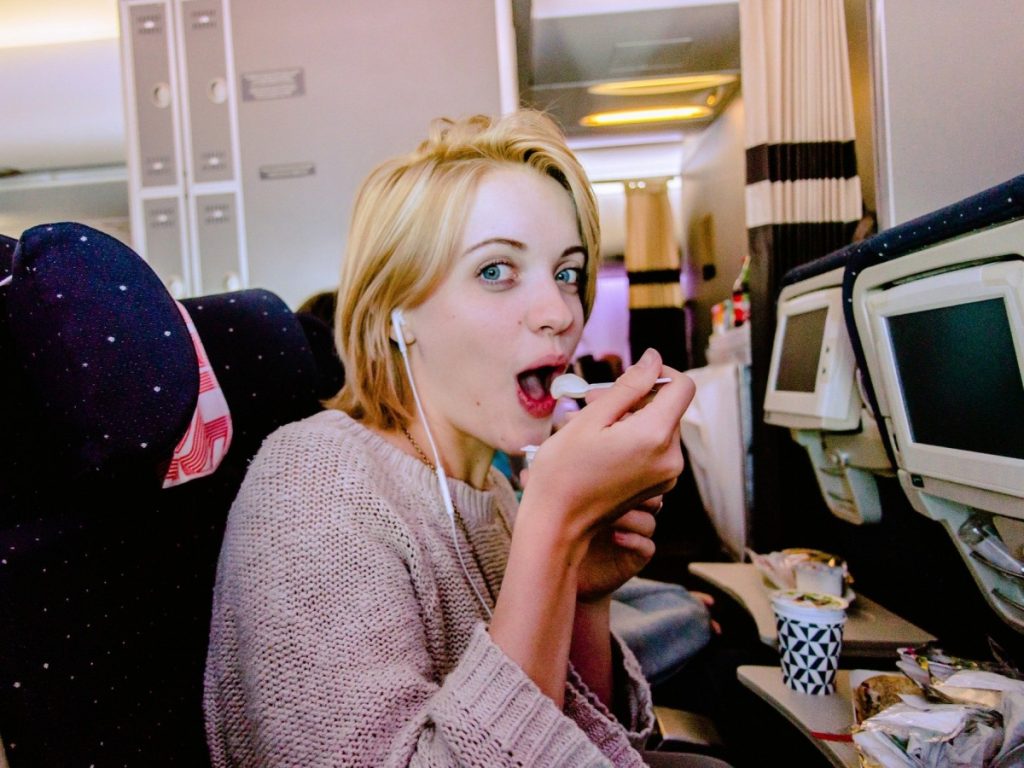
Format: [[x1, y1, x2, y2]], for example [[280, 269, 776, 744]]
[[393, 311, 494, 620]]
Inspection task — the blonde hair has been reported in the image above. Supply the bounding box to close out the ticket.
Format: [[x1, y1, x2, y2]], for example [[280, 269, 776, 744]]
[[327, 110, 599, 430]]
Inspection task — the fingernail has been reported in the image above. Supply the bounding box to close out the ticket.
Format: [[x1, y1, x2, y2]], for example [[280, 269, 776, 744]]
[[638, 348, 657, 368]]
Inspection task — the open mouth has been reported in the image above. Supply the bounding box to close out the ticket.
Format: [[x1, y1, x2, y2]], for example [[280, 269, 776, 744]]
[[516, 365, 562, 417]]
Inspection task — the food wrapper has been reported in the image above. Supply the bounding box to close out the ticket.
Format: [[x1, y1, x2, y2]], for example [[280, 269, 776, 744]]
[[854, 702, 1002, 767], [897, 644, 1016, 685], [852, 657, 1024, 767], [935, 671, 1024, 711]]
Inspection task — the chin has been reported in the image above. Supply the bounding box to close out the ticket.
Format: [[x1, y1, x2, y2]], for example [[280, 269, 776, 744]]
[[518, 419, 555, 450], [494, 419, 553, 456]]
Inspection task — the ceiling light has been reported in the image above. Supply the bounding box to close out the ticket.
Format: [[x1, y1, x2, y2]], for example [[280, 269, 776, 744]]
[[580, 105, 713, 127], [588, 74, 737, 97]]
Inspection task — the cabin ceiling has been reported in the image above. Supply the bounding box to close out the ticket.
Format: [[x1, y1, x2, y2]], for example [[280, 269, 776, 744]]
[[520, 0, 741, 145], [0, 0, 741, 175]]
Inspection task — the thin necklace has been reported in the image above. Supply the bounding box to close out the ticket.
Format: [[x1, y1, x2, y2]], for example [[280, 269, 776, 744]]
[[399, 426, 511, 603], [399, 425, 511, 535]]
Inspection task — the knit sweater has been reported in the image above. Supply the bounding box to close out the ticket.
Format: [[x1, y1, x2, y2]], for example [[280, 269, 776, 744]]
[[204, 409, 654, 767]]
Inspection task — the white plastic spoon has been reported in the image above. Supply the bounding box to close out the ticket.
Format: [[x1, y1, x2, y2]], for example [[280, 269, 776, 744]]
[[549, 372, 672, 400], [520, 374, 673, 465]]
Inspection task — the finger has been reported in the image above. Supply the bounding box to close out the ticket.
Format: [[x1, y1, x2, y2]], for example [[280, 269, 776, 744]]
[[610, 509, 656, 538], [580, 348, 665, 426], [519, 467, 530, 489], [711, 619, 722, 635], [635, 495, 663, 514], [611, 530, 656, 560], [691, 591, 715, 608], [619, 478, 678, 514]]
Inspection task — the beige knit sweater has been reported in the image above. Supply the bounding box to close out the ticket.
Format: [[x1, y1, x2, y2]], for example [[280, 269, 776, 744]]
[[204, 409, 654, 767]]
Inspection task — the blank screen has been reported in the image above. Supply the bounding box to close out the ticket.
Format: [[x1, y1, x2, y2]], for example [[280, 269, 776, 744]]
[[775, 307, 828, 393], [888, 298, 1024, 459]]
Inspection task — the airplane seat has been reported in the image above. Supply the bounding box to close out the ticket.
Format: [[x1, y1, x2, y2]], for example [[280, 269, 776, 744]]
[[840, 172, 1024, 463], [0, 223, 323, 766], [0, 233, 13, 277], [294, 310, 346, 400], [778, 237, 857, 289], [840, 173, 1024, 635], [763, 239, 894, 526], [0, 224, 730, 767]]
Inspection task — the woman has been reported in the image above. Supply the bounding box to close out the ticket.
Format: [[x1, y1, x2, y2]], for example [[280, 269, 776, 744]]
[[204, 111, 696, 766]]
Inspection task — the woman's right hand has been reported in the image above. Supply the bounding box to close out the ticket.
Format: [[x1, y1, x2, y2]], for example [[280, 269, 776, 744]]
[[518, 348, 695, 544]]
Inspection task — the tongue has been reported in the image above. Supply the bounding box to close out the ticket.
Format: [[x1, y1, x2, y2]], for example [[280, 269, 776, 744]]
[[519, 371, 548, 402]]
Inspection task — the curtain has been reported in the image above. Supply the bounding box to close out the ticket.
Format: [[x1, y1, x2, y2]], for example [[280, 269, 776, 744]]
[[742, 0, 863, 272], [624, 179, 689, 371], [739, 0, 863, 548]]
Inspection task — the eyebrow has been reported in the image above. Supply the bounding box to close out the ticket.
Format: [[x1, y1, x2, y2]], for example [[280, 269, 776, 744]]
[[463, 238, 588, 260], [463, 237, 524, 255]]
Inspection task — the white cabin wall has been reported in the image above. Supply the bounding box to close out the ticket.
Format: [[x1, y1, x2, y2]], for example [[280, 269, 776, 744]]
[[872, 0, 1024, 228], [678, 95, 748, 367], [223, 0, 506, 307]]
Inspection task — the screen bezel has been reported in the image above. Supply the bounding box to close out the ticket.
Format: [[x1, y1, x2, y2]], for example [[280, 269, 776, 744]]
[[764, 285, 859, 429], [867, 259, 1024, 497]]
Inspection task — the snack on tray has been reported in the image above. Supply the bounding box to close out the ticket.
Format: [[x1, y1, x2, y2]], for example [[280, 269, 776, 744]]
[[748, 547, 854, 602], [852, 673, 923, 724]]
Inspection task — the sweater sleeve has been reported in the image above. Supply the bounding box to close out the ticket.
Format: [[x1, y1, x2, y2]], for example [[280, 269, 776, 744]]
[[563, 631, 655, 761], [204, 430, 631, 768]]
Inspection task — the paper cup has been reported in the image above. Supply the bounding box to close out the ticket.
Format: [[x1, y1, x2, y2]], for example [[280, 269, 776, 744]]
[[771, 590, 846, 695]]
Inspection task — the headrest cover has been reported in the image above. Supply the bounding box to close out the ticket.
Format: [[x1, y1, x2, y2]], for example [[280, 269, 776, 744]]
[[162, 301, 233, 488], [6, 223, 198, 482]]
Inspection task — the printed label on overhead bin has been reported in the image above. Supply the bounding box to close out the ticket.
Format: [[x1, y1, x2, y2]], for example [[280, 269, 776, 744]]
[[258, 162, 316, 181], [241, 68, 305, 101]]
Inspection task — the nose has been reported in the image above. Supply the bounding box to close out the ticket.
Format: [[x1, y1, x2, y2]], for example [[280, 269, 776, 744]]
[[526, 277, 575, 336]]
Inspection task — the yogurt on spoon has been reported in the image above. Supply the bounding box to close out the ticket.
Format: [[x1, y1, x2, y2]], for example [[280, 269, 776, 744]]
[[521, 373, 672, 463]]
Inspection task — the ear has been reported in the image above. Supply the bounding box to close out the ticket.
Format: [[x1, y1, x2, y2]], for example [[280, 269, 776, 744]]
[[389, 309, 415, 346]]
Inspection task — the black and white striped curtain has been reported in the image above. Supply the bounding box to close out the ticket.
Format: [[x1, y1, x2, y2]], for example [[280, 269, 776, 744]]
[[624, 179, 689, 372], [741, 0, 863, 276], [738, 0, 863, 547]]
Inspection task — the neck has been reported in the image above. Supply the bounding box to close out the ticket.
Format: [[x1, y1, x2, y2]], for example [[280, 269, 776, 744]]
[[399, 418, 495, 491]]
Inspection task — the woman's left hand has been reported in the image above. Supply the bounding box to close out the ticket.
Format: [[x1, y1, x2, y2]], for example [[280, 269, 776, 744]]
[[576, 496, 660, 603]]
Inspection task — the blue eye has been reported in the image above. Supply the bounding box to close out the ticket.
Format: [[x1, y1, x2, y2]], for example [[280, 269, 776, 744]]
[[556, 266, 581, 286], [479, 262, 512, 283]]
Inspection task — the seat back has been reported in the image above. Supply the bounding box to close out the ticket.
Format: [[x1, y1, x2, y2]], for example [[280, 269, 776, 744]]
[[0, 223, 325, 766]]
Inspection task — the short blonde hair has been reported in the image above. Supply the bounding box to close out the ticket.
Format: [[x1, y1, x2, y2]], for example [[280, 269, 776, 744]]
[[327, 110, 599, 430]]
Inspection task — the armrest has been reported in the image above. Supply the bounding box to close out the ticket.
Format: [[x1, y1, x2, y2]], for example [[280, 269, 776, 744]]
[[649, 705, 724, 752]]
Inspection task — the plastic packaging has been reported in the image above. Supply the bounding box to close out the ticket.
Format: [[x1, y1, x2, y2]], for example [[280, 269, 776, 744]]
[[957, 512, 1024, 575]]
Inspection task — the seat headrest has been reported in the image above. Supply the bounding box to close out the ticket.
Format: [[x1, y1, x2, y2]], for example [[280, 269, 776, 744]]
[[0, 233, 14, 278], [3, 222, 320, 490], [6, 223, 197, 484], [179, 290, 321, 453]]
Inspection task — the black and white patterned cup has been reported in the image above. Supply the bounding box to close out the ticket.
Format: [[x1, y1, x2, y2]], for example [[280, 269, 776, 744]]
[[771, 590, 847, 695]]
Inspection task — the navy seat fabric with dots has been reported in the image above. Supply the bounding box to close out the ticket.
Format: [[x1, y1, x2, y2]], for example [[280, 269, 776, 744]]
[[0, 223, 325, 766], [0, 234, 14, 279]]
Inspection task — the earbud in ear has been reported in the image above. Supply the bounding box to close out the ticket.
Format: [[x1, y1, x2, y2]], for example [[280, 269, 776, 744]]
[[390, 308, 412, 348]]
